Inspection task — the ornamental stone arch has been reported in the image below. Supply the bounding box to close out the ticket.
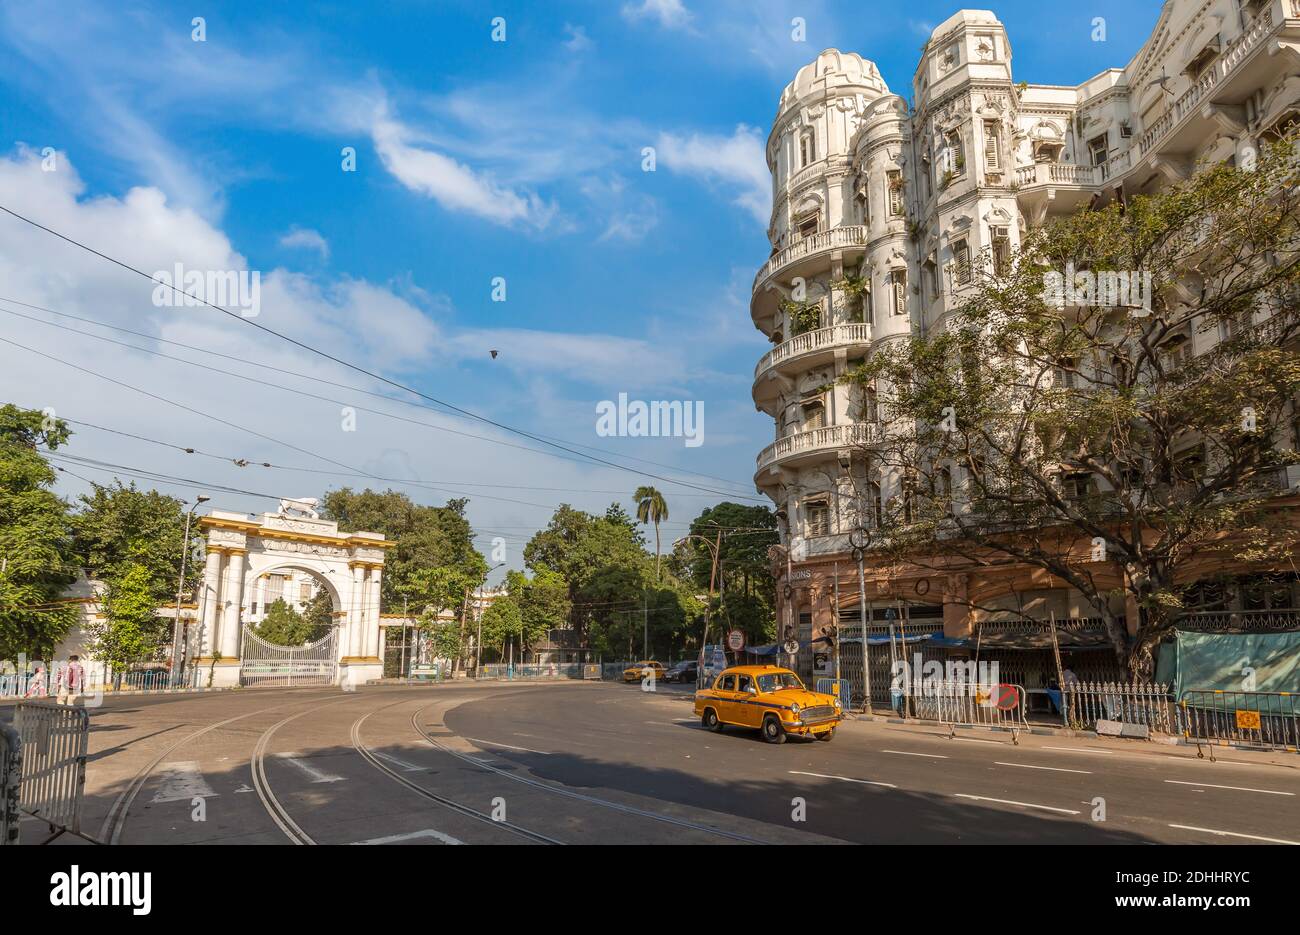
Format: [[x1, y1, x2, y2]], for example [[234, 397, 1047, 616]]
[[194, 507, 393, 687]]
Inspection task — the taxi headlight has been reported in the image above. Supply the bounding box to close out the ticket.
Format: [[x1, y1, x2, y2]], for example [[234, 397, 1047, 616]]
[[834, 698, 842, 710], [790, 702, 801, 715]]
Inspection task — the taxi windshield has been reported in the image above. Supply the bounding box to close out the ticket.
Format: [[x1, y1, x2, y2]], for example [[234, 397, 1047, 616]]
[[756, 672, 804, 693]]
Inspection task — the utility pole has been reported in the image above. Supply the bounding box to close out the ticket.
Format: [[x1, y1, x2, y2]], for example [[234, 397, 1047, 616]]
[[643, 592, 649, 660], [171, 495, 209, 686]]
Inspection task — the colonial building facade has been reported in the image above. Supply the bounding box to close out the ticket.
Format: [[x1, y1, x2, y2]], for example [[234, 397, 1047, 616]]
[[752, 2, 1300, 699]]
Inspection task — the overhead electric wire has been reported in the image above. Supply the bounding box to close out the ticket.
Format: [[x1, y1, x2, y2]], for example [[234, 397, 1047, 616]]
[[0, 299, 760, 501], [0, 207, 757, 496]]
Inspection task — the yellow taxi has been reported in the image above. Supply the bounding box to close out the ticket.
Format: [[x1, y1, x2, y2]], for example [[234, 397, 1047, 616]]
[[622, 660, 668, 683], [694, 665, 841, 743]]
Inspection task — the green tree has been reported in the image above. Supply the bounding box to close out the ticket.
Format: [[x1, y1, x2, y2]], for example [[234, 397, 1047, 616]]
[[478, 596, 522, 661], [73, 481, 188, 602], [633, 486, 669, 581], [90, 562, 166, 674], [0, 404, 78, 658], [255, 597, 331, 646], [847, 132, 1300, 675], [508, 567, 570, 653]]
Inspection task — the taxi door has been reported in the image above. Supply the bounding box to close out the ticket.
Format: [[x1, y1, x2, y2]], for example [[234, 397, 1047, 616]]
[[732, 673, 764, 728], [713, 673, 743, 725]]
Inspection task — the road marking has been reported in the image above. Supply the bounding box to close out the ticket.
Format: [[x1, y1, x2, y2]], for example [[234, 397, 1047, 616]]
[[1042, 746, 1115, 756], [995, 761, 1092, 774], [466, 738, 550, 755], [952, 737, 1002, 745], [881, 749, 948, 759], [274, 752, 345, 783], [953, 794, 1080, 815], [1169, 824, 1299, 845], [789, 770, 896, 788], [351, 828, 463, 845], [151, 761, 216, 803], [1163, 779, 1293, 796], [369, 750, 427, 772]]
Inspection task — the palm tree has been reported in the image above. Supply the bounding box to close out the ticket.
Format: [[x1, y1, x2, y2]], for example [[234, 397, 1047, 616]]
[[633, 486, 669, 581]]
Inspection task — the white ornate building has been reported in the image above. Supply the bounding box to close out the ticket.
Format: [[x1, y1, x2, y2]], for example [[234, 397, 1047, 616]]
[[753, 2, 1300, 686]]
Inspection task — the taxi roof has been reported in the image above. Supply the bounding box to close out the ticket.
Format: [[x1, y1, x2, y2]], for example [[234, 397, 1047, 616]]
[[717, 665, 796, 676]]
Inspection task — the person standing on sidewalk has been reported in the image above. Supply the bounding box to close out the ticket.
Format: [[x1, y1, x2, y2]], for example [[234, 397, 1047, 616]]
[[56, 655, 84, 705]]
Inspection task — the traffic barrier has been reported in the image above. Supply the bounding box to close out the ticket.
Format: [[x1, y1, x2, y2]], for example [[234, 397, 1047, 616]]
[[815, 678, 851, 710], [14, 702, 89, 842], [476, 663, 585, 681], [1178, 690, 1300, 754], [910, 681, 1029, 740], [1064, 681, 1172, 736], [0, 723, 19, 845], [583, 664, 602, 680]]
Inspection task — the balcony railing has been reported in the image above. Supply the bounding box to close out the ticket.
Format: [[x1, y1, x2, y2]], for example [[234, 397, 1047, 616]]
[[1134, 9, 1275, 162], [754, 322, 872, 379], [1014, 161, 1099, 188], [756, 422, 879, 471], [752, 226, 869, 297], [1175, 609, 1300, 632]]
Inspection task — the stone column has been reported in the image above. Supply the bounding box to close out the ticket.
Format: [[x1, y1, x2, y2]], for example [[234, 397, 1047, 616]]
[[366, 566, 383, 659], [348, 563, 365, 659], [198, 548, 224, 657], [220, 549, 246, 660], [255, 575, 267, 621], [943, 574, 972, 638]]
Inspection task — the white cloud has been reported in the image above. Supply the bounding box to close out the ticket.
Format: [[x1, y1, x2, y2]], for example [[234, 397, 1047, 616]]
[[578, 176, 659, 243], [563, 24, 593, 52], [622, 0, 693, 30], [279, 227, 330, 259], [656, 124, 771, 225], [370, 109, 558, 231]]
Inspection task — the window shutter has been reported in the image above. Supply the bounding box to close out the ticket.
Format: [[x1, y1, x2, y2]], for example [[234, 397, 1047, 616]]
[[984, 121, 1000, 172]]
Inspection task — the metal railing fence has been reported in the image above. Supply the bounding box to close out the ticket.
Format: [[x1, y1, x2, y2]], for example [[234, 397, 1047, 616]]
[[0, 723, 19, 845], [815, 678, 851, 709], [14, 702, 88, 842], [1064, 681, 1173, 734], [475, 663, 584, 681], [1178, 690, 1300, 754], [910, 681, 1029, 737]]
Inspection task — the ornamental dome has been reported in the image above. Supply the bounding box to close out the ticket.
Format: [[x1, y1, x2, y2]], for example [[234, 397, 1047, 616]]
[[775, 49, 889, 120]]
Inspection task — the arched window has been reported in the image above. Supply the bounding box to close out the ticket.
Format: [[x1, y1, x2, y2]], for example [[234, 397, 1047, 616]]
[[799, 129, 817, 167]]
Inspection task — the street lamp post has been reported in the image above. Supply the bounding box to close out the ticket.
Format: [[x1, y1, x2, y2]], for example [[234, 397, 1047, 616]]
[[673, 530, 722, 690], [172, 494, 209, 686], [849, 527, 872, 714]]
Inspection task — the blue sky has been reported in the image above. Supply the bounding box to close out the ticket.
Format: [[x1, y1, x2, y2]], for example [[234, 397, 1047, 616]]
[[0, 0, 1161, 575]]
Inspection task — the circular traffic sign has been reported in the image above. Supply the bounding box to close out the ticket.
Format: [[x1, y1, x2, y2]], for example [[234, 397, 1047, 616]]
[[993, 684, 1019, 711], [782, 640, 800, 655], [726, 629, 745, 652], [848, 526, 871, 549]]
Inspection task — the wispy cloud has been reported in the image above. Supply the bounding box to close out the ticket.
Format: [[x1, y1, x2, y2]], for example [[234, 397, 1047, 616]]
[[656, 124, 770, 225], [622, 0, 694, 31], [279, 227, 330, 259], [563, 24, 593, 52], [370, 107, 558, 230]]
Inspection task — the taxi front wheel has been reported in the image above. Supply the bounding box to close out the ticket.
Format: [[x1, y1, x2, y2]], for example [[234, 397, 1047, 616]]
[[701, 708, 722, 732], [761, 715, 786, 744]]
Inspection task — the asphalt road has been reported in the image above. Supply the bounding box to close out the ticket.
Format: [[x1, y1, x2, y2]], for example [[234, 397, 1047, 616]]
[[10, 680, 1299, 844]]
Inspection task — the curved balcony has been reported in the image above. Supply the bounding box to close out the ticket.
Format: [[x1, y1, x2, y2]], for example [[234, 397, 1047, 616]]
[[754, 223, 863, 305], [1013, 161, 1100, 216], [753, 323, 872, 410], [755, 422, 879, 476]]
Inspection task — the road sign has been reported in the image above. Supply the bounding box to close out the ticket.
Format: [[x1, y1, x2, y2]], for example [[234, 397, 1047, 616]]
[[1235, 709, 1262, 730], [726, 629, 745, 652], [993, 684, 1019, 711], [783, 640, 800, 655]]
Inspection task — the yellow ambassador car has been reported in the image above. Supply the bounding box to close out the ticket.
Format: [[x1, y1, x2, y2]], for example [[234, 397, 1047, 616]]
[[622, 660, 668, 683], [694, 665, 842, 743]]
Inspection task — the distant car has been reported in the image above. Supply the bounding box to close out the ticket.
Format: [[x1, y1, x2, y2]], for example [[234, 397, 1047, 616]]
[[622, 660, 668, 683], [694, 665, 842, 744], [662, 660, 698, 683]]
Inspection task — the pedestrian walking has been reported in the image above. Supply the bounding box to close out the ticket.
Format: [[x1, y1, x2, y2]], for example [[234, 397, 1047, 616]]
[[25, 662, 48, 698]]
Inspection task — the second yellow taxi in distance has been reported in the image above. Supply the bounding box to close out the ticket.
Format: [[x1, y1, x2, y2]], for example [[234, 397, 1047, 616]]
[[694, 665, 842, 743], [622, 660, 668, 682]]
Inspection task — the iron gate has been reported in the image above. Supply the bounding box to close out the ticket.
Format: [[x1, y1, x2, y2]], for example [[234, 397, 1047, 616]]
[[241, 626, 338, 687]]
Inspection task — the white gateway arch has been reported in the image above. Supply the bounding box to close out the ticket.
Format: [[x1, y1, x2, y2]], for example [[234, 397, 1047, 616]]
[[194, 509, 393, 687]]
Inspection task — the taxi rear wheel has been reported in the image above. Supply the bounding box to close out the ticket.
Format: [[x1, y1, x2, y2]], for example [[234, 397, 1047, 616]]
[[701, 708, 722, 732], [761, 715, 786, 744]]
